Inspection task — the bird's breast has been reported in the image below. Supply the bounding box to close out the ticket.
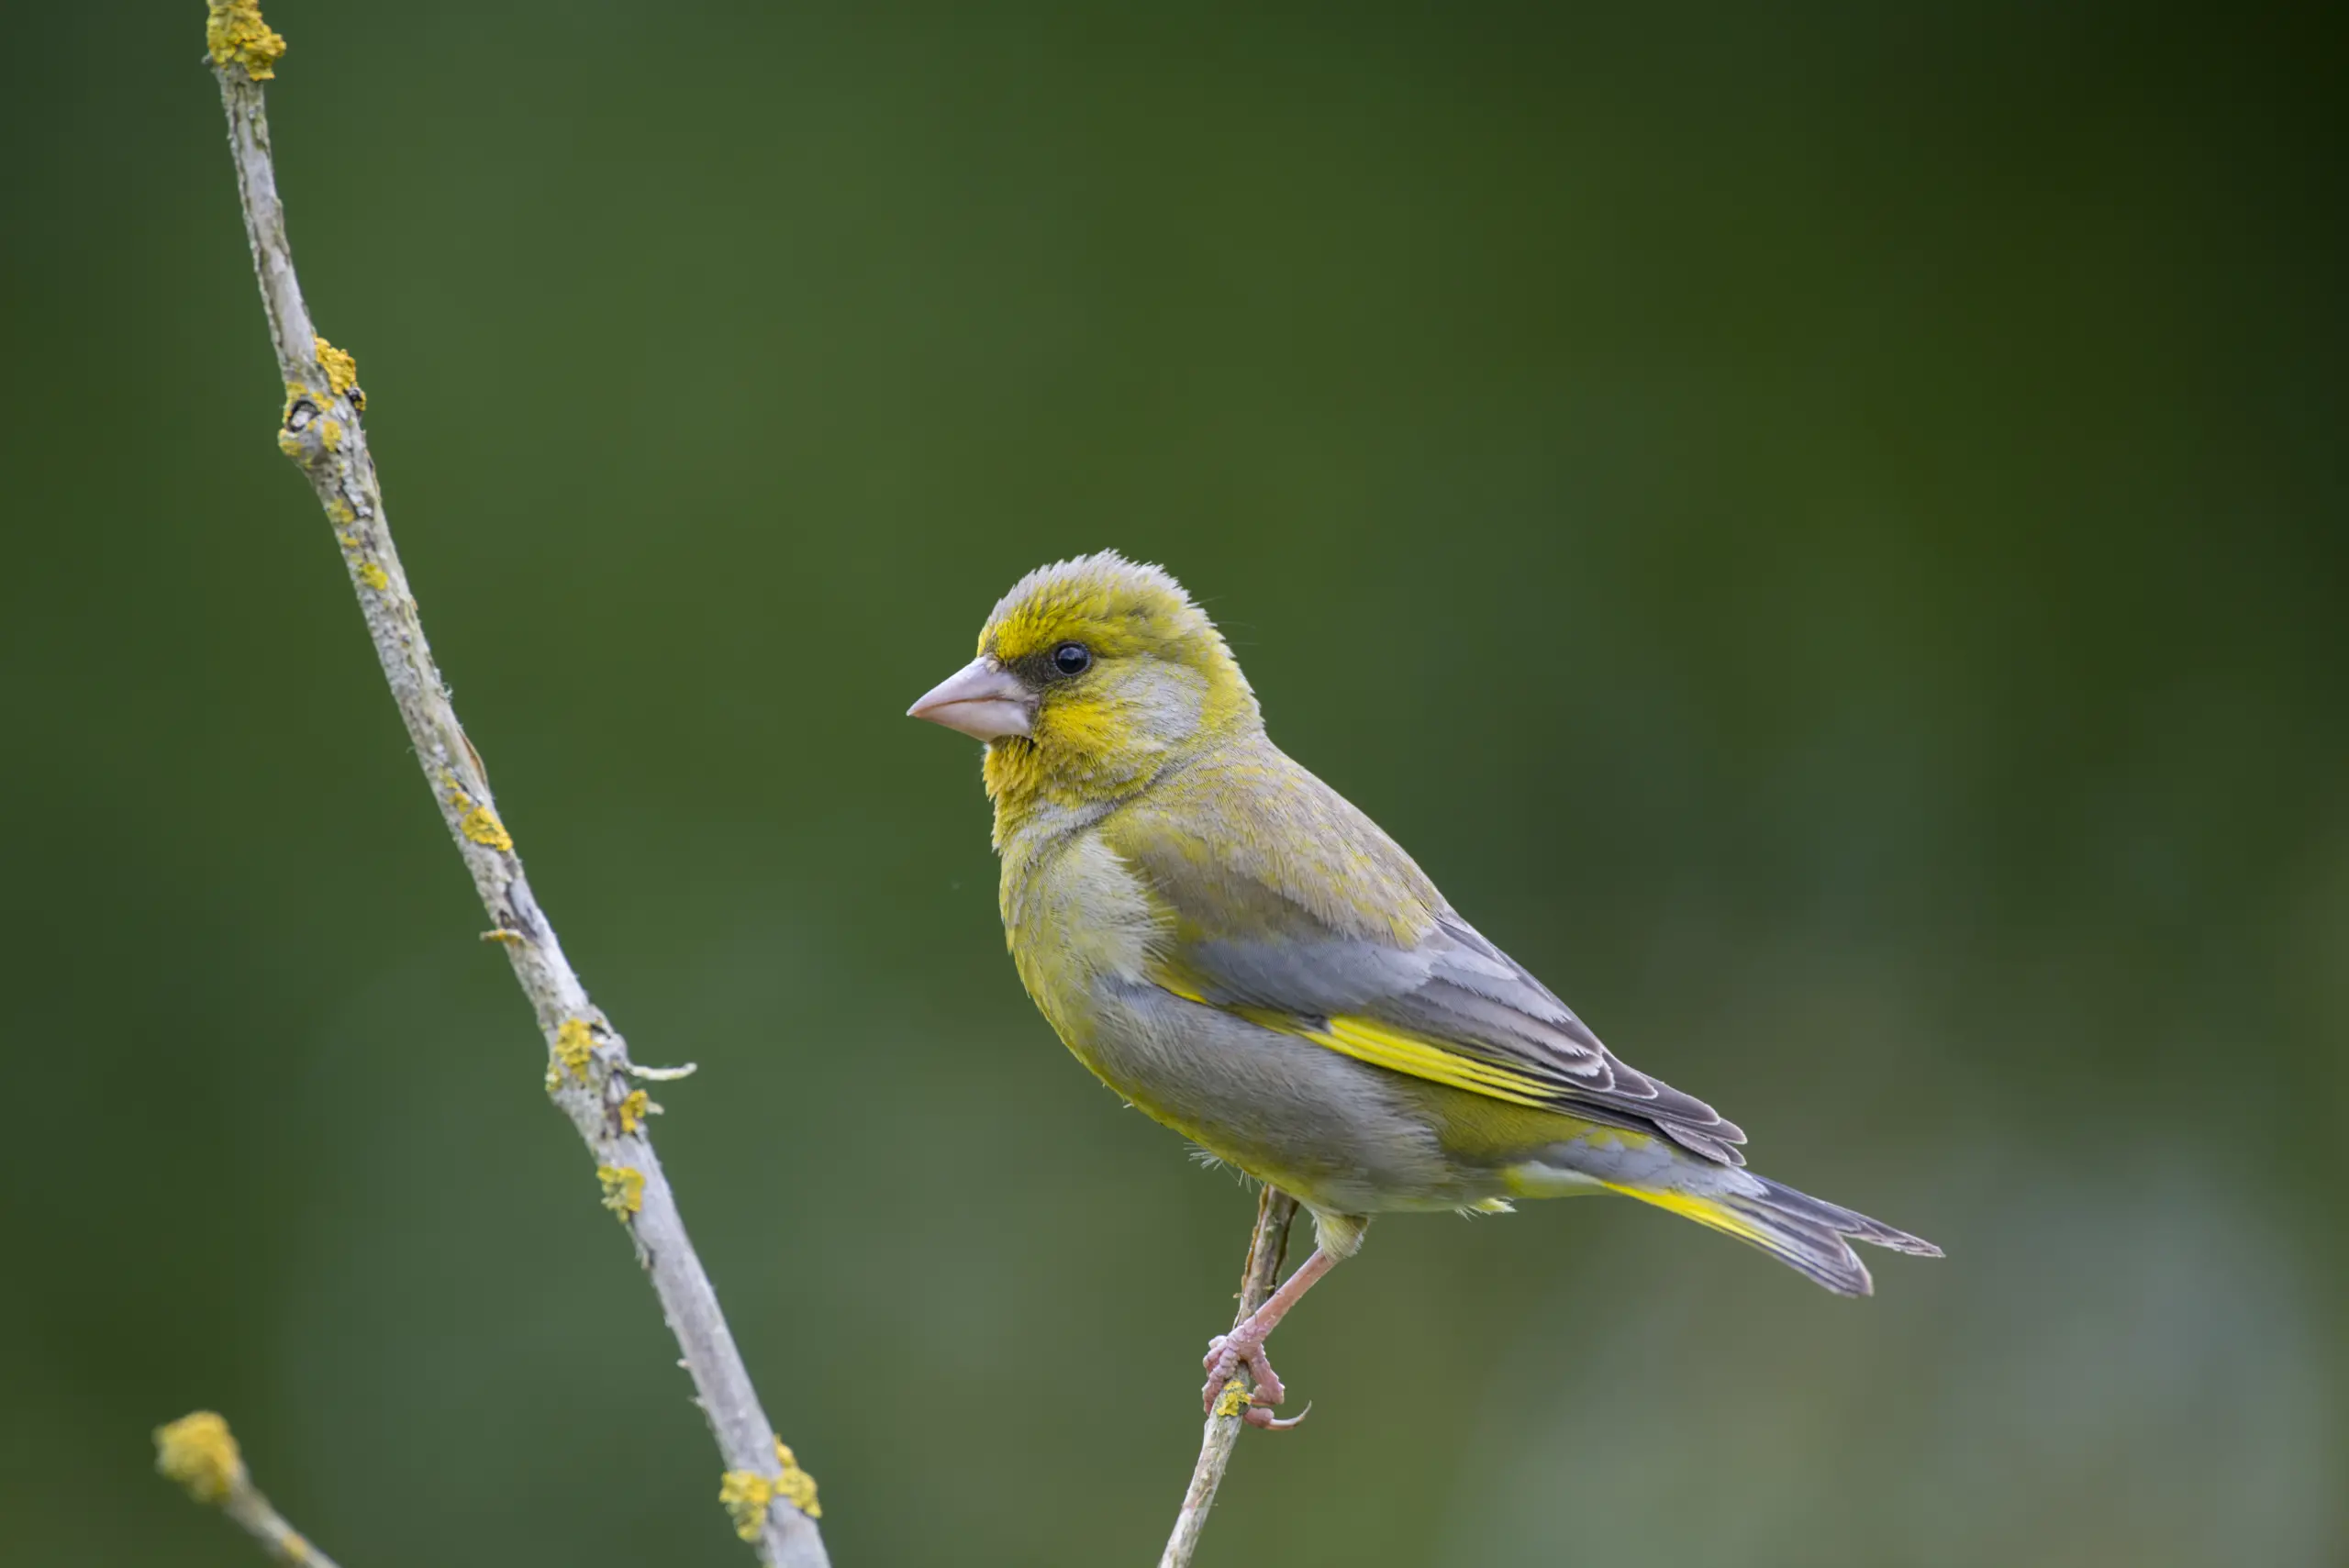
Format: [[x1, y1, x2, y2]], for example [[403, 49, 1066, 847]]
[[998, 825, 1166, 1051]]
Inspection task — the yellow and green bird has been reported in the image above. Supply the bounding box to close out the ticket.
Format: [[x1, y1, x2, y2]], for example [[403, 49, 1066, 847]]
[[910, 551, 1938, 1426]]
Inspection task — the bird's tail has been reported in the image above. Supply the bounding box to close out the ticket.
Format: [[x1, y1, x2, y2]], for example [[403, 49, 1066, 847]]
[[1602, 1172, 1942, 1297]]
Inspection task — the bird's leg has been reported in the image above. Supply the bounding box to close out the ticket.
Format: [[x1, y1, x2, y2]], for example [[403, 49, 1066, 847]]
[[1201, 1246, 1341, 1429]]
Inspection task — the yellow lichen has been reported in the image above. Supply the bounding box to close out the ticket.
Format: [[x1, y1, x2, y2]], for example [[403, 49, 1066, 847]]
[[1211, 1377, 1251, 1418], [719, 1470, 774, 1540], [314, 337, 359, 398], [458, 804, 513, 852], [773, 1438, 821, 1518], [318, 417, 342, 452], [357, 562, 390, 592], [547, 1018, 596, 1088], [276, 384, 325, 460], [154, 1410, 246, 1504], [618, 1088, 652, 1133], [206, 1, 286, 81], [597, 1163, 644, 1219], [328, 498, 356, 525]]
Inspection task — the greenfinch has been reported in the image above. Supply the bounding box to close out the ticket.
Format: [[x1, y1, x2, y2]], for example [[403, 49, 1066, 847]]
[[910, 551, 1938, 1427]]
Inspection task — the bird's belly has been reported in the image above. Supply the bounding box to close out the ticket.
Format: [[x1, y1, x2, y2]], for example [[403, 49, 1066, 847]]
[[1003, 828, 1497, 1213], [1073, 972, 1520, 1215]]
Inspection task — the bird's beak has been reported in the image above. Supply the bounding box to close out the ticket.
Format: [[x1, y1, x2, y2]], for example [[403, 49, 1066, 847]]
[[907, 657, 1035, 741]]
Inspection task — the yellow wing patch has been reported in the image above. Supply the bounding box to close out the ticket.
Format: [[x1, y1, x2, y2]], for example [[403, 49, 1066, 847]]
[[1184, 1005, 1561, 1109], [1149, 975, 1565, 1110], [1307, 1016, 1556, 1106]]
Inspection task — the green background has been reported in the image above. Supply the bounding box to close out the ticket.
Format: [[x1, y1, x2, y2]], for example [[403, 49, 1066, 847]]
[[4, 3, 2342, 1564]]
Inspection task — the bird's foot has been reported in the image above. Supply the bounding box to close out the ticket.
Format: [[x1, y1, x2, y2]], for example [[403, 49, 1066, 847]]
[[1202, 1330, 1308, 1430]]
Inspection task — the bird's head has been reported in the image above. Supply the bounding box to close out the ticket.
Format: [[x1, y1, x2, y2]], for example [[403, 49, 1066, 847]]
[[908, 551, 1257, 822]]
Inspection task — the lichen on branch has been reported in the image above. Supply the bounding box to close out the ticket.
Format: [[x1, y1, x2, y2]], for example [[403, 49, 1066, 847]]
[[155, 1410, 341, 1568], [721, 1438, 824, 1540], [200, 7, 829, 1563], [155, 1410, 245, 1504], [206, 0, 285, 80]]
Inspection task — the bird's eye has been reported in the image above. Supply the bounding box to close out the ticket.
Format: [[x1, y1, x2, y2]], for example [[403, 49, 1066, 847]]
[[1051, 641, 1093, 676]]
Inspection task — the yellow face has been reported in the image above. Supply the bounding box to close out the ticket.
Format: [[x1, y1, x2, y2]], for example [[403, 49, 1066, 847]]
[[907, 551, 1258, 816]]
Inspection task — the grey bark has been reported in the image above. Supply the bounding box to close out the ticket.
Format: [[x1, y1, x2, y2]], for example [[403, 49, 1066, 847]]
[[1159, 1188, 1299, 1567], [207, 44, 829, 1568]]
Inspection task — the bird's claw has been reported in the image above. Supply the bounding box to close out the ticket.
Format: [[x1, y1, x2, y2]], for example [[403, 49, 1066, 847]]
[[1202, 1331, 1299, 1427], [1203, 1331, 1284, 1405], [1243, 1398, 1311, 1431]]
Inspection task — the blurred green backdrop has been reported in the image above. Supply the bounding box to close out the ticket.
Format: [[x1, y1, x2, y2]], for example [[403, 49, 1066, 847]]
[[3, 3, 2343, 1564]]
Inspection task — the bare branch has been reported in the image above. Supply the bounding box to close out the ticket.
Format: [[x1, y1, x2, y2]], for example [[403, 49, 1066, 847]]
[[201, 8, 828, 1563], [154, 1411, 346, 1568], [1159, 1188, 1300, 1568]]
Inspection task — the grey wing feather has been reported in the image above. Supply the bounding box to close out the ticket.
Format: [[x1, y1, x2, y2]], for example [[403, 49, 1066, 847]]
[[1366, 911, 1749, 1164], [1136, 855, 1749, 1164]]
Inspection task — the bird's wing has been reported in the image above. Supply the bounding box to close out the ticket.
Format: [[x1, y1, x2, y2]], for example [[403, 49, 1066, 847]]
[[1104, 752, 1748, 1164]]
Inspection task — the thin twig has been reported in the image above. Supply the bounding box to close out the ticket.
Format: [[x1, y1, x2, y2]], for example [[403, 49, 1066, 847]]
[[199, 7, 827, 1563], [1159, 1188, 1300, 1568], [154, 1411, 346, 1568]]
